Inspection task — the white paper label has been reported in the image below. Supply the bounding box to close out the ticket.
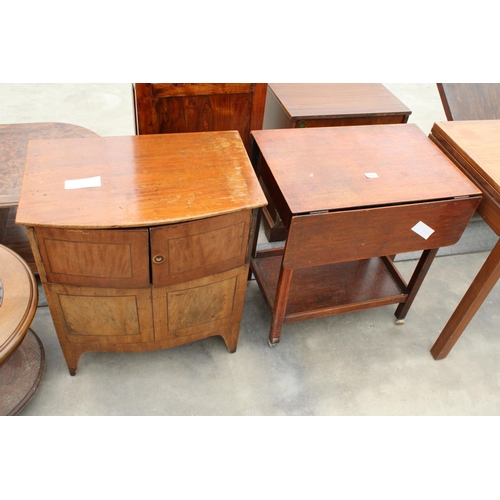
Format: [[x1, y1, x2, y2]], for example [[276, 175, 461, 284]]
[[64, 176, 102, 190], [364, 172, 379, 178], [411, 221, 435, 240]]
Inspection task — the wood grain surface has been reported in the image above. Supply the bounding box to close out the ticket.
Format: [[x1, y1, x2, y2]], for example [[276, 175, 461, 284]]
[[17, 131, 267, 228]]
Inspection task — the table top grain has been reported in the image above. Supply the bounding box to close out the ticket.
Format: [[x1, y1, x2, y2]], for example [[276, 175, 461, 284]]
[[431, 120, 500, 196], [268, 83, 411, 120], [251, 124, 481, 215], [16, 131, 267, 228]]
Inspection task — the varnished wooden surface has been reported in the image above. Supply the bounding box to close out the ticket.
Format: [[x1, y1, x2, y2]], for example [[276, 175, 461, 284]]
[[253, 255, 406, 320], [0, 244, 38, 365], [17, 131, 267, 229], [437, 83, 500, 121], [134, 83, 267, 154], [430, 120, 500, 198], [0, 122, 99, 208], [266, 83, 411, 122], [428, 119, 500, 359], [252, 124, 481, 217]]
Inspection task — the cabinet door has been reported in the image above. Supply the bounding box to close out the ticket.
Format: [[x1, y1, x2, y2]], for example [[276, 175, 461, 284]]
[[134, 83, 266, 154], [150, 211, 251, 287], [34, 227, 150, 288], [44, 283, 154, 344], [152, 265, 248, 341]]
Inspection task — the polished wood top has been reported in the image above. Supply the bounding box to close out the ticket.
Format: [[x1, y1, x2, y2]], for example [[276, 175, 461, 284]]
[[431, 120, 500, 196], [17, 131, 267, 228], [251, 124, 481, 215], [0, 244, 38, 365], [437, 84, 500, 121], [267, 83, 411, 120], [0, 122, 99, 208]]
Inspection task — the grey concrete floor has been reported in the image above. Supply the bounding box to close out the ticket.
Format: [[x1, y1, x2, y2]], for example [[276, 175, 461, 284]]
[[2, 83, 500, 416]]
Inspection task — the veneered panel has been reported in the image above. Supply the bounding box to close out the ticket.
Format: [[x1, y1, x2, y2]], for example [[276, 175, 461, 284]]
[[167, 277, 237, 331], [45, 284, 154, 344], [35, 227, 150, 288], [151, 211, 251, 286]]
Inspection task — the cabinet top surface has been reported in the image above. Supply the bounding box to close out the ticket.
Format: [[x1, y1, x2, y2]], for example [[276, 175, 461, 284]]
[[16, 131, 267, 228], [268, 83, 411, 119], [0, 122, 99, 208], [252, 124, 481, 214], [431, 120, 500, 196]]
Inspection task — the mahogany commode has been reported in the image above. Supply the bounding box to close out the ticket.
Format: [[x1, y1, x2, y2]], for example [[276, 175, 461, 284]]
[[429, 119, 500, 359], [250, 124, 482, 347], [16, 131, 267, 375]]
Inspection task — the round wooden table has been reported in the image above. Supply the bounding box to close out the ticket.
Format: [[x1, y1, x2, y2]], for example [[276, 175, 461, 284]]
[[0, 244, 44, 415]]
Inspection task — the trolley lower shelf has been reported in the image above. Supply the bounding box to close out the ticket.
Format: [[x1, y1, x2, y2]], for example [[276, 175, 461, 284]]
[[251, 251, 410, 324]]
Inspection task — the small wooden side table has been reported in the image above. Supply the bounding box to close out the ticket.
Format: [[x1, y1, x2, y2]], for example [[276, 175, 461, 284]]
[[17, 131, 267, 375], [0, 123, 99, 273], [250, 125, 481, 346], [261, 84, 412, 241], [0, 244, 43, 415], [429, 120, 500, 359]]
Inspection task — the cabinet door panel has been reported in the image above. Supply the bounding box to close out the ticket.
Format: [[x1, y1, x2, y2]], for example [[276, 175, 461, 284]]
[[150, 211, 251, 286], [35, 227, 150, 288], [45, 284, 154, 344], [153, 266, 248, 340]]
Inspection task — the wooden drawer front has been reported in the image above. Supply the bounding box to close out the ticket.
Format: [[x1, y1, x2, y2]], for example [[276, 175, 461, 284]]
[[153, 266, 248, 340], [34, 227, 150, 288], [44, 284, 154, 344], [284, 197, 481, 269], [293, 115, 409, 128], [150, 211, 251, 286]]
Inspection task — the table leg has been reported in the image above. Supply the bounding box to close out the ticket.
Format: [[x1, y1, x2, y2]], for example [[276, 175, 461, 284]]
[[269, 267, 293, 346], [248, 208, 263, 280], [395, 248, 439, 322], [431, 239, 500, 360], [0, 207, 8, 244]]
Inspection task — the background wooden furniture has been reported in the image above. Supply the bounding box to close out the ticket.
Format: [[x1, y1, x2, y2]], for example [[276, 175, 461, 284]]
[[437, 83, 500, 121], [0, 244, 44, 415], [0, 123, 99, 272], [261, 83, 412, 241], [250, 125, 481, 346], [17, 131, 267, 375], [133, 83, 267, 155], [264, 83, 411, 129], [429, 120, 500, 359]]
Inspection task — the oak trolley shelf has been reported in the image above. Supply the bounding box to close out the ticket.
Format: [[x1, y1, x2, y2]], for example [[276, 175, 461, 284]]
[[250, 125, 482, 347], [16, 131, 267, 375]]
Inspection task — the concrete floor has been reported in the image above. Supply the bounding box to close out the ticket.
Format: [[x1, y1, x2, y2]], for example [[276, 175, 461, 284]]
[[2, 83, 500, 416]]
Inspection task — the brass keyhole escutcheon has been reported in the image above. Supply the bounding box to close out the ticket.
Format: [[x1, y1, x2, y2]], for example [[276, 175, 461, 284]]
[[153, 255, 165, 264]]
